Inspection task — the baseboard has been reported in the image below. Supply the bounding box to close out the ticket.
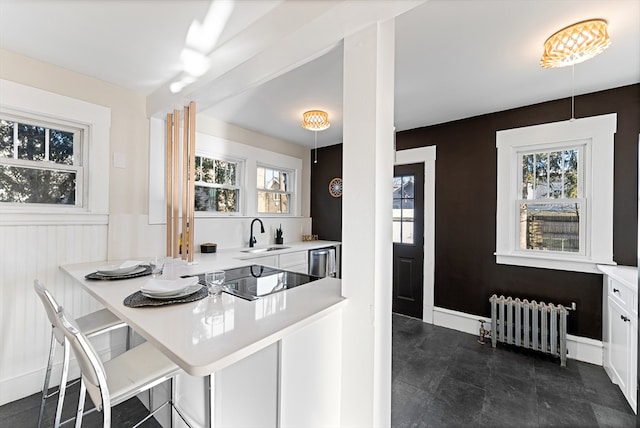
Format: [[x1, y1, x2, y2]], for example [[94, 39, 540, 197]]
[[0, 339, 127, 406], [432, 306, 603, 366]]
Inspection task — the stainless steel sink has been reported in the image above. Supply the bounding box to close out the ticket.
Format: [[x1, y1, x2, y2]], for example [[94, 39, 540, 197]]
[[241, 246, 290, 254]]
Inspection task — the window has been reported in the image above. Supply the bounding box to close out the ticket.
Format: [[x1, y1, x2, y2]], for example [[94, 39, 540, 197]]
[[495, 114, 616, 273], [194, 155, 242, 214], [393, 174, 414, 244], [0, 79, 110, 224], [517, 145, 584, 254], [0, 114, 84, 206], [257, 165, 291, 214]]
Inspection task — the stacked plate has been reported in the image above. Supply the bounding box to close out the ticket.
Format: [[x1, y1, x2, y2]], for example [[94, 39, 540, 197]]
[[96, 260, 145, 277], [140, 277, 201, 300]]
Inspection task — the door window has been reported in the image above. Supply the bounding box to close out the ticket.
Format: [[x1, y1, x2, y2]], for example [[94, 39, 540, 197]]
[[393, 174, 415, 244]]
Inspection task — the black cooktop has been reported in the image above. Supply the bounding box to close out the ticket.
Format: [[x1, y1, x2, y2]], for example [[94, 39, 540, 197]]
[[194, 265, 320, 301]]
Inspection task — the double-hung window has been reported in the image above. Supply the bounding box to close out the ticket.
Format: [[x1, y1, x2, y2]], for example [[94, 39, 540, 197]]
[[495, 114, 616, 273], [517, 145, 584, 254], [257, 165, 292, 214], [194, 155, 242, 214], [0, 113, 85, 207]]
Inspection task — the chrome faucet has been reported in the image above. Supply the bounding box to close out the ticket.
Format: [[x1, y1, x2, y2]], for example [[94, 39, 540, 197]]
[[249, 218, 265, 247]]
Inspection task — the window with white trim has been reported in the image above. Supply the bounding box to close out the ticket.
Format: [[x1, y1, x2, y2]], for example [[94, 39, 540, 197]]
[[0, 112, 85, 207], [495, 114, 616, 273], [256, 165, 292, 214], [194, 155, 243, 214]]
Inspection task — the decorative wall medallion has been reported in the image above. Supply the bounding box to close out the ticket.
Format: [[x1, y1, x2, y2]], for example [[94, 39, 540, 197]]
[[329, 177, 343, 198]]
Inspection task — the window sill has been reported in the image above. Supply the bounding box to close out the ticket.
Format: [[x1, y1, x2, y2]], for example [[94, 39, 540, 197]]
[[0, 212, 109, 226], [495, 252, 616, 274]]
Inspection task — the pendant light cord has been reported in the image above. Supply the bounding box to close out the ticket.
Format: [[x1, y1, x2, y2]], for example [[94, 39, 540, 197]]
[[314, 131, 318, 164], [571, 64, 575, 121]]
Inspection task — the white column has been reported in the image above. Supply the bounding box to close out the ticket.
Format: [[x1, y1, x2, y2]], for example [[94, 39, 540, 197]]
[[341, 18, 395, 427]]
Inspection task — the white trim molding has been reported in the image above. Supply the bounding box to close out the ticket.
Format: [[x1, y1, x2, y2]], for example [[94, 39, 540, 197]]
[[433, 306, 603, 365], [495, 114, 616, 273], [0, 79, 111, 224]]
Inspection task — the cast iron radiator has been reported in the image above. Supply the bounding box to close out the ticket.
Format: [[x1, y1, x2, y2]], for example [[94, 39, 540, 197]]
[[489, 294, 569, 366]]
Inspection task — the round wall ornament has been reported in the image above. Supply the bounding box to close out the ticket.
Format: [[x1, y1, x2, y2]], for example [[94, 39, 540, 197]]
[[329, 177, 343, 198]]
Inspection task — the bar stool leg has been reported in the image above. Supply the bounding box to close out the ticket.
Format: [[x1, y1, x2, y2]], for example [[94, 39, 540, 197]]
[[38, 331, 57, 428], [54, 342, 70, 428]]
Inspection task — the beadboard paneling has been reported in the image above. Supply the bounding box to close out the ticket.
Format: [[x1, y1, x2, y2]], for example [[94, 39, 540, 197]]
[[0, 223, 114, 405]]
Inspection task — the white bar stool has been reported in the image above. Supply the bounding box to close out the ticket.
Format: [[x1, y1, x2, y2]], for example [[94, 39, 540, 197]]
[[56, 310, 191, 427], [34, 280, 128, 428]]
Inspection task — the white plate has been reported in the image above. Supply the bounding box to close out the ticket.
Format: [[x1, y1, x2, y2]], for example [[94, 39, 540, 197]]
[[141, 284, 202, 300], [97, 260, 143, 276], [141, 277, 199, 296], [96, 265, 146, 277]]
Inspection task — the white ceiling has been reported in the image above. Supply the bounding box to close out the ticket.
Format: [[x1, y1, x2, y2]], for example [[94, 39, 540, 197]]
[[1, 0, 638, 148]]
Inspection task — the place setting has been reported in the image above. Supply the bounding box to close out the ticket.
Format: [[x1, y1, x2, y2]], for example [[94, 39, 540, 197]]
[[84, 260, 151, 280], [123, 265, 227, 308]]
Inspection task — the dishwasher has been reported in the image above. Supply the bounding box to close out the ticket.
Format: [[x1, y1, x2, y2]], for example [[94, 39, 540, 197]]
[[308, 246, 340, 278]]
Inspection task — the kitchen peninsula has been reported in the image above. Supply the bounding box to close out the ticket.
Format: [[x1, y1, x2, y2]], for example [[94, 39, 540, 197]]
[[60, 240, 344, 428]]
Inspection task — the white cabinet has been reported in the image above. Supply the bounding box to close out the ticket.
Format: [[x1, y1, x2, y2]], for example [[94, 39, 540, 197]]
[[600, 265, 637, 414], [278, 251, 308, 274], [243, 250, 308, 273]]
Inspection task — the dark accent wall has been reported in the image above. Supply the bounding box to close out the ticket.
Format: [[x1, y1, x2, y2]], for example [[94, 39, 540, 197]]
[[308, 84, 639, 339], [310, 144, 343, 241], [396, 83, 639, 340]]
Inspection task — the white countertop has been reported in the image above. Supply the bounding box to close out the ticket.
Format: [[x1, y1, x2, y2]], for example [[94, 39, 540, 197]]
[[60, 240, 345, 377], [598, 264, 638, 292]]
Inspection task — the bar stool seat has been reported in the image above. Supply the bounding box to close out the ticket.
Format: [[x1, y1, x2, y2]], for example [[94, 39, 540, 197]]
[[34, 280, 127, 428]]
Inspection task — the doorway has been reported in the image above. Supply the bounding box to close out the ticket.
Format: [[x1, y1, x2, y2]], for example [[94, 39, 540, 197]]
[[393, 163, 424, 318]]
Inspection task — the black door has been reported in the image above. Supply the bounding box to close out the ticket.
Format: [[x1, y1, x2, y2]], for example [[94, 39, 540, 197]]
[[393, 163, 424, 318]]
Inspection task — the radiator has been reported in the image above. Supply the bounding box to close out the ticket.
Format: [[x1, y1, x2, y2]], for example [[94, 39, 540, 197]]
[[489, 294, 569, 366]]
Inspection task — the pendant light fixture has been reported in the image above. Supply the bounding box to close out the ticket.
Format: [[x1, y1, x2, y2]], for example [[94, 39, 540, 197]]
[[540, 19, 610, 69], [302, 110, 330, 164], [540, 19, 611, 121]]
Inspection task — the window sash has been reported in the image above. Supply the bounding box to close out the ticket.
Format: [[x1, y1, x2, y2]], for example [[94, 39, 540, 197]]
[[0, 112, 85, 208]]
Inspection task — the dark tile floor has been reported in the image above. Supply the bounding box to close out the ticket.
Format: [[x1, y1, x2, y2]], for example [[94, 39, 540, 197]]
[[0, 380, 161, 428], [392, 313, 636, 428], [2, 314, 636, 427]]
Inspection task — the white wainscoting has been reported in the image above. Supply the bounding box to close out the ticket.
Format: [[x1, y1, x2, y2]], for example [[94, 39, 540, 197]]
[[0, 223, 128, 405], [433, 306, 603, 366]]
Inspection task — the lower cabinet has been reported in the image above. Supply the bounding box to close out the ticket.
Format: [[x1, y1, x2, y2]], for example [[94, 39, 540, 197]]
[[244, 250, 309, 273], [171, 309, 343, 427], [600, 265, 637, 414]]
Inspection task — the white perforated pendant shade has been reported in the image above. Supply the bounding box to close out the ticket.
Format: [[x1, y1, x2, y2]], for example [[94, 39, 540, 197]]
[[540, 19, 610, 68], [302, 110, 330, 131]]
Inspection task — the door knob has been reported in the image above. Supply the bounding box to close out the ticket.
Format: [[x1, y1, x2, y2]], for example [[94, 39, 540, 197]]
[[621, 315, 630, 322]]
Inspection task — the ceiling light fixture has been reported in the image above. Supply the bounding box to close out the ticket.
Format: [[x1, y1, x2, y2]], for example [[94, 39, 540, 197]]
[[540, 19, 611, 68], [302, 110, 330, 164]]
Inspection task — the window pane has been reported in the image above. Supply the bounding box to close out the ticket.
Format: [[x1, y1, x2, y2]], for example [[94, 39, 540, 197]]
[[0, 120, 13, 158], [258, 191, 289, 214], [402, 221, 414, 244], [549, 151, 563, 198], [534, 153, 549, 198], [257, 166, 289, 191], [521, 154, 534, 199], [401, 176, 414, 198], [49, 129, 74, 165], [0, 165, 75, 204], [215, 160, 236, 186], [195, 186, 239, 212], [17, 123, 45, 161], [393, 220, 402, 243], [564, 149, 579, 198], [519, 202, 580, 252]]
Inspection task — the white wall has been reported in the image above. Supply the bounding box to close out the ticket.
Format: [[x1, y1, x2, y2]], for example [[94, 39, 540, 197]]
[[0, 48, 311, 405]]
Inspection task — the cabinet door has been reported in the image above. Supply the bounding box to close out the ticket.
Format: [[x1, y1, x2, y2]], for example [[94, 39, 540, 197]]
[[608, 297, 631, 392], [245, 254, 278, 267]]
